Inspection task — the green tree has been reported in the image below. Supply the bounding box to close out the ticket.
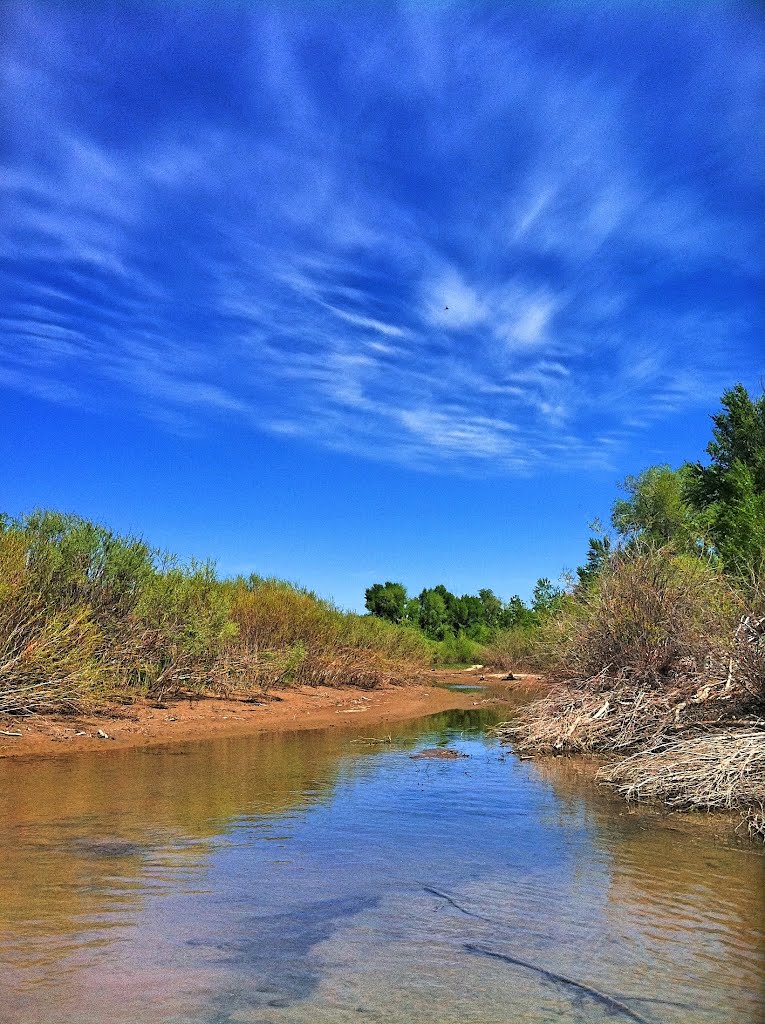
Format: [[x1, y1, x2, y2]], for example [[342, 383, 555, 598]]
[[576, 535, 612, 588], [531, 577, 564, 615], [687, 384, 765, 570], [611, 465, 706, 552], [500, 595, 534, 629], [403, 597, 421, 626], [364, 581, 408, 623], [418, 588, 449, 639], [452, 594, 485, 636], [691, 384, 765, 500], [478, 588, 503, 628]]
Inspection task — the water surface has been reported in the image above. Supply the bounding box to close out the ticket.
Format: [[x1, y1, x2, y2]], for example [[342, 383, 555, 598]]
[[1, 706, 763, 1023]]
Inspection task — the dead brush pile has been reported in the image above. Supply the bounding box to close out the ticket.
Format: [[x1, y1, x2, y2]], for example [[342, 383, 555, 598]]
[[495, 546, 765, 836], [597, 730, 765, 809], [505, 673, 747, 755]]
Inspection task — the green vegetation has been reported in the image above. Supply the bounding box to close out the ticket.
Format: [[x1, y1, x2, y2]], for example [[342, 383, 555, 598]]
[[0, 512, 430, 715], [365, 578, 563, 666], [606, 383, 765, 574], [495, 384, 765, 832], [3, 384, 762, 830]]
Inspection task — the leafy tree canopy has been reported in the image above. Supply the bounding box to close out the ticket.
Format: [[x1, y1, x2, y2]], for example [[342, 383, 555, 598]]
[[611, 464, 707, 553], [579, 384, 765, 581], [365, 578, 557, 640], [364, 581, 407, 623], [687, 384, 765, 571], [690, 384, 765, 502]]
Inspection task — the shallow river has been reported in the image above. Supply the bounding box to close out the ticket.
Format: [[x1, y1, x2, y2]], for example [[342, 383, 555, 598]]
[[1, 704, 763, 1023]]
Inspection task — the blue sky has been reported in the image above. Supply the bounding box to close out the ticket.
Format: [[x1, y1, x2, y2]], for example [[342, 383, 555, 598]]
[[1, 1, 762, 610]]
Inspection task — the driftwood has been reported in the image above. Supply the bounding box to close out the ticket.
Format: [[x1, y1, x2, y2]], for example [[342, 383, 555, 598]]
[[425, 886, 653, 1023], [465, 944, 652, 1024], [423, 886, 502, 926]]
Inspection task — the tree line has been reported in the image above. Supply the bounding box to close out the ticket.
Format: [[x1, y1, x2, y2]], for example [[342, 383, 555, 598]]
[[364, 578, 563, 641]]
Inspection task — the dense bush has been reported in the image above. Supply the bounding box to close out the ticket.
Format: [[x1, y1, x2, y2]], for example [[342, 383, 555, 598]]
[[226, 577, 430, 690], [430, 630, 482, 667], [544, 546, 737, 683], [0, 512, 430, 714]]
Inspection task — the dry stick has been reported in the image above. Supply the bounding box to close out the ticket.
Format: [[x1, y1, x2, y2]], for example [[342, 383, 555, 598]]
[[425, 888, 654, 1024], [465, 944, 653, 1024], [611, 993, 701, 1012], [423, 886, 504, 927]]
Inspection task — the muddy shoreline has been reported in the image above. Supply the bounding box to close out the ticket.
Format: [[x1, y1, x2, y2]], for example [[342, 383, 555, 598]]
[[0, 670, 541, 761]]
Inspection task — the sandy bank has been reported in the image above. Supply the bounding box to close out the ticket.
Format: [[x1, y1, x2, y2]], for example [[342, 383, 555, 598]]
[[0, 670, 541, 761]]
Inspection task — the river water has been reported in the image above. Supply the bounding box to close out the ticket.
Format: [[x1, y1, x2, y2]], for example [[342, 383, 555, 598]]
[[1, 704, 763, 1023]]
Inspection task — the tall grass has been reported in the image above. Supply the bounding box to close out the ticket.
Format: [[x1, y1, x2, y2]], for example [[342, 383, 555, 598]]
[[0, 511, 430, 715], [225, 577, 430, 691], [482, 624, 546, 673]]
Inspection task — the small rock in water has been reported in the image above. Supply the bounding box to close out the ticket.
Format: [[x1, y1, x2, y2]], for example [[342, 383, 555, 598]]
[[411, 748, 468, 760]]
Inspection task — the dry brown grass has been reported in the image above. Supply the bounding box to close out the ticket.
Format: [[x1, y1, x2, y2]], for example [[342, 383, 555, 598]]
[[739, 804, 765, 841], [597, 729, 765, 809]]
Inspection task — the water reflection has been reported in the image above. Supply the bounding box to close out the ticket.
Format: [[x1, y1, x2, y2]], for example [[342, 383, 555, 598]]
[[0, 706, 762, 1024]]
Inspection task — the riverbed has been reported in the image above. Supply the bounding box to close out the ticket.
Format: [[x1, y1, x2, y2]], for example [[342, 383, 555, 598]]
[[1, 704, 763, 1023]]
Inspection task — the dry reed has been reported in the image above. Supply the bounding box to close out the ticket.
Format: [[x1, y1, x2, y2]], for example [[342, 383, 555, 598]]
[[597, 729, 765, 809]]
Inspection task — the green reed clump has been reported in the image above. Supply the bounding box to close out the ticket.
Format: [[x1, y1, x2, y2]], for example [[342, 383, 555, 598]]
[[0, 511, 430, 714]]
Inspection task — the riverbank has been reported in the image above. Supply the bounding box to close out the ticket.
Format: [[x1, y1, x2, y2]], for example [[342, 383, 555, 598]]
[[496, 675, 765, 842], [0, 670, 542, 760]]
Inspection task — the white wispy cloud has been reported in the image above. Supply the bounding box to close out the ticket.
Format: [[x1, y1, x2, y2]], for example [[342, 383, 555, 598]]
[[0, 2, 760, 473]]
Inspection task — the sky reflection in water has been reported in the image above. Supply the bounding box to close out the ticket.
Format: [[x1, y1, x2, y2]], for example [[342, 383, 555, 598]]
[[1, 707, 763, 1024]]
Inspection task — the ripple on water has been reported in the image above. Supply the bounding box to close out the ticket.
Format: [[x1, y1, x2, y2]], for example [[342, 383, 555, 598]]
[[0, 707, 762, 1024]]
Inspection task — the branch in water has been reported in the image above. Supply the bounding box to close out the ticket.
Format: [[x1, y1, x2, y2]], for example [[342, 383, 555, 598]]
[[465, 944, 653, 1024]]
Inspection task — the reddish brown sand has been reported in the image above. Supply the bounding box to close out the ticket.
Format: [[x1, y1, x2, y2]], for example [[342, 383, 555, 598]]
[[0, 670, 541, 761]]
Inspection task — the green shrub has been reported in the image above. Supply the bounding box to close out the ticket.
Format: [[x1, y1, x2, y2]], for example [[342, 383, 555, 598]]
[[0, 511, 430, 713], [431, 631, 482, 667]]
